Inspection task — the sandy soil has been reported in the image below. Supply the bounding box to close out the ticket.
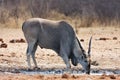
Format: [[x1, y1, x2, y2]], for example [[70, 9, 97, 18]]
[[0, 27, 120, 79]]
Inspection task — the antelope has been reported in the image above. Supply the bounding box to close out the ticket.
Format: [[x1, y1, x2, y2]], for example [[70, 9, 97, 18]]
[[22, 18, 92, 74]]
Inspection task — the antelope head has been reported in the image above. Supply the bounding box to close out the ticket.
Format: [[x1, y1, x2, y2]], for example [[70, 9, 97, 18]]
[[75, 36, 92, 74]]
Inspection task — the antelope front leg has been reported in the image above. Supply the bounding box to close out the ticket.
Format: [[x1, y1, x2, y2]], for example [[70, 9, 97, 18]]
[[26, 53, 32, 71], [60, 54, 71, 73], [31, 54, 40, 70]]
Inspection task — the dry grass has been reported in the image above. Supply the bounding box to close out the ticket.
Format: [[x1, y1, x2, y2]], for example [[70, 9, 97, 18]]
[[0, 0, 120, 28]]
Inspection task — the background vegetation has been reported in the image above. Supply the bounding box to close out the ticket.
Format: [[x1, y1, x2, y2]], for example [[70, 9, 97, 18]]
[[0, 0, 120, 28]]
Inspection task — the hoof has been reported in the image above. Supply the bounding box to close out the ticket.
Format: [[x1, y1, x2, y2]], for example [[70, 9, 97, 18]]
[[86, 71, 90, 75], [27, 68, 32, 71], [33, 67, 40, 70]]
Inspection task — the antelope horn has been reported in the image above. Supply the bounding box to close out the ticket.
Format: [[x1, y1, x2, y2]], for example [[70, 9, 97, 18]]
[[88, 36, 92, 58]]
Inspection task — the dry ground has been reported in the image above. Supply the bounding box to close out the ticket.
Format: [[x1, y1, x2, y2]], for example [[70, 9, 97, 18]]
[[0, 27, 120, 79]]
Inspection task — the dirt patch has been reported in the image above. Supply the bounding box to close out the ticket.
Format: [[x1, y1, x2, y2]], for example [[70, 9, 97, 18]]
[[0, 73, 120, 80], [0, 27, 120, 79], [113, 37, 117, 40], [0, 38, 7, 48], [0, 43, 7, 48], [9, 38, 25, 43]]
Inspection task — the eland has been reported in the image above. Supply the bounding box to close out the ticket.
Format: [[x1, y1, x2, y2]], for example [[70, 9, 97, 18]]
[[22, 18, 92, 74]]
